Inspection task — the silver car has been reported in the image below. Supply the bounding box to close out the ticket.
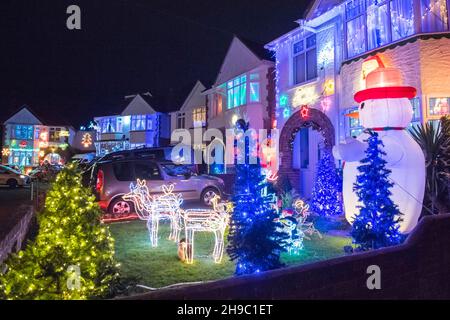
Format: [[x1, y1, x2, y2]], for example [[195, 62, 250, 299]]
[[0, 165, 30, 187], [92, 159, 225, 216]]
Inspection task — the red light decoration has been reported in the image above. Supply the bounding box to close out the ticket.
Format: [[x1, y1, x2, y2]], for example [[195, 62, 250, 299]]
[[300, 105, 309, 118], [19, 141, 28, 148]]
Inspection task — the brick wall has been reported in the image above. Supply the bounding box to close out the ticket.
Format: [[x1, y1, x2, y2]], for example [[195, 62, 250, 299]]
[[127, 213, 450, 300]]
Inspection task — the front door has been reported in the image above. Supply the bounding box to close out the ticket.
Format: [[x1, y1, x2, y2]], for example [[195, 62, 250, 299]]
[[293, 128, 322, 199]]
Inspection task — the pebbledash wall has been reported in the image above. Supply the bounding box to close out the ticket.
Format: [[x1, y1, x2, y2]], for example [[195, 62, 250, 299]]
[[127, 214, 450, 300]]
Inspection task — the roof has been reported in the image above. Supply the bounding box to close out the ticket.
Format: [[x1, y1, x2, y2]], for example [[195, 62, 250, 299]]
[[3, 105, 74, 127], [304, 0, 343, 20], [237, 36, 275, 62]]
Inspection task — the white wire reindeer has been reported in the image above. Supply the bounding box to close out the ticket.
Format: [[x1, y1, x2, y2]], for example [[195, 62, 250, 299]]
[[179, 195, 231, 264], [123, 180, 183, 247]]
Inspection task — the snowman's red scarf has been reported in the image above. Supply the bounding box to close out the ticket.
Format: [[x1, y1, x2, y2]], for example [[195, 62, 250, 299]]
[[370, 127, 405, 131]]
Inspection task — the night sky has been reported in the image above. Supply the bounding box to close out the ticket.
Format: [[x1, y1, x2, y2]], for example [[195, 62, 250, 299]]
[[1, 0, 310, 127]]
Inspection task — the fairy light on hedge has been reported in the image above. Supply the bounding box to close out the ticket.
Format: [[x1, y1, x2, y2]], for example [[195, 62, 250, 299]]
[[0, 167, 119, 300]]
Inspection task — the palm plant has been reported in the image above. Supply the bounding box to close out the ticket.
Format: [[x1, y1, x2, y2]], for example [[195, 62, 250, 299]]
[[410, 116, 450, 215]]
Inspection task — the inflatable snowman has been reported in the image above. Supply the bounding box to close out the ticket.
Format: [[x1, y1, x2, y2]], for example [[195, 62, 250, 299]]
[[333, 66, 425, 233]]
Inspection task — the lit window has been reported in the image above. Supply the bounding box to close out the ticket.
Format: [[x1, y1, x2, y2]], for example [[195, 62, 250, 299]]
[[293, 35, 317, 85], [390, 0, 415, 41], [346, 0, 366, 58], [346, 107, 363, 137], [410, 97, 422, 122], [366, 0, 389, 49], [227, 74, 247, 108], [193, 107, 206, 128], [131, 115, 147, 131], [13, 125, 34, 140], [429, 97, 450, 117], [421, 0, 449, 33], [249, 73, 261, 103]]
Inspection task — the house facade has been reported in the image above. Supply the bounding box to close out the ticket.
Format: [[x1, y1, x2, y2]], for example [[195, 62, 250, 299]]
[[1, 107, 75, 171], [205, 36, 276, 133], [94, 94, 170, 156], [266, 0, 450, 198]]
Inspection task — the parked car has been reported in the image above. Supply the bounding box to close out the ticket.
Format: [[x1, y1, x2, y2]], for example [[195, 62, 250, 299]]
[[90, 158, 226, 216], [0, 165, 31, 187], [28, 164, 63, 182]]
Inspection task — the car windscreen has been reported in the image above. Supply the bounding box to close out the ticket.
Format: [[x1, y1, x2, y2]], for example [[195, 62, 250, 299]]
[[0, 166, 20, 175], [160, 164, 195, 177]]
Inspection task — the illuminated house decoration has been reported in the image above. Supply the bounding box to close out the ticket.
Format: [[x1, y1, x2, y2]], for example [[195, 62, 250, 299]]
[[1, 106, 75, 170], [264, 0, 450, 198], [81, 133, 93, 148], [204, 36, 275, 134], [124, 180, 230, 264], [94, 94, 170, 156]]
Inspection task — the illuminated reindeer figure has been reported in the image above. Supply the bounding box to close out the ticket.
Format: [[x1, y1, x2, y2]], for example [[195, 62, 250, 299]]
[[179, 195, 231, 264], [123, 180, 183, 247]]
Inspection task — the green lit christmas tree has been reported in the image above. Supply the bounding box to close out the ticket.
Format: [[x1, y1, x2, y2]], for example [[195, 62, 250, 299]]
[[0, 166, 119, 300], [351, 131, 403, 251]]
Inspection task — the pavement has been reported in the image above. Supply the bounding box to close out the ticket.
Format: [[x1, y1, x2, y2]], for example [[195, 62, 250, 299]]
[[0, 186, 33, 241]]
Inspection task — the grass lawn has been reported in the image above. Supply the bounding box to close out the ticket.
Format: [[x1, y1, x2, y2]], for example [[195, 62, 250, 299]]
[[109, 216, 353, 289]]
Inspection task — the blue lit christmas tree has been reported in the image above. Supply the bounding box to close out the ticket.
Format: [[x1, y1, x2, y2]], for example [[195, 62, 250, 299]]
[[227, 120, 288, 275], [310, 149, 343, 216], [351, 131, 403, 251]]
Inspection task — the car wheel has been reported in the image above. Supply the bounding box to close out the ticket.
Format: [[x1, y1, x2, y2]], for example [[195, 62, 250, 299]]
[[201, 187, 220, 206], [7, 179, 18, 188], [109, 198, 133, 217]]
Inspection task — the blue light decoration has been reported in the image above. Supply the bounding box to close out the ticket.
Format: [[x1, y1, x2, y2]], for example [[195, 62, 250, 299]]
[[351, 131, 403, 250], [227, 120, 288, 275], [279, 94, 288, 107], [283, 108, 291, 119], [310, 149, 343, 216]]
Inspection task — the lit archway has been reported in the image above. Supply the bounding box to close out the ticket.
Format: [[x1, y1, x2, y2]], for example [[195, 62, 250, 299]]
[[278, 107, 335, 190]]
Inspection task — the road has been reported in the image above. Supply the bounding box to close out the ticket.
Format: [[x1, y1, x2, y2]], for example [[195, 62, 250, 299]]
[[0, 186, 33, 240]]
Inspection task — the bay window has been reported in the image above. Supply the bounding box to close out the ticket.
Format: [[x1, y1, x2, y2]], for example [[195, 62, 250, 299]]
[[293, 34, 317, 85], [227, 75, 247, 108], [131, 115, 153, 131]]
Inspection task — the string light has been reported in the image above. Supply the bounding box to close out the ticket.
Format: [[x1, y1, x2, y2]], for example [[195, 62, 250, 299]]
[[180, 195, 231, 264]]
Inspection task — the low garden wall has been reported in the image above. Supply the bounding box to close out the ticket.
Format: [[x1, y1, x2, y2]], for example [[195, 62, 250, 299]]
[[128, 213, 450, 300], [0, 205, 34, 265]]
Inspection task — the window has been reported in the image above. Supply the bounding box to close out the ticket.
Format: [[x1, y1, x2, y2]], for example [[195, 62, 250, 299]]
[[213, 94, 223, 117], [346, 0, 366, 58], [249, 73, 260, 103], [100, 117, 121, 134], [293, 34, 317, 85], [134, 162, 162, 180], [10, 150, 33, 167], [421, 0, 449, 33], [192, 107, 206, 128], [410, 97, 422, 122], [49, 128, 61, 142], [227, 74, 247, 108], [429, 97, 450, 117], [112, 162, 134, 181], [12, 125, 33, 140], [161, 164, 195, 177], [391, 0, 415, 41], [177, 112, 186, 129], [131, 115, 147, 131], [346, 108, 364, 137], [367, 0, 389, 49]]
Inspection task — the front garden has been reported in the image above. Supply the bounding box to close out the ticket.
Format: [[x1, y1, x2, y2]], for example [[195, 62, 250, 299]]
[[110, 216, 351, 289]]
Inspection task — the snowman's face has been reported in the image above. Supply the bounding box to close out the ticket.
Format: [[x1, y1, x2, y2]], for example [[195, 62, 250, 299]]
[[358, 98, 413, 129]]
